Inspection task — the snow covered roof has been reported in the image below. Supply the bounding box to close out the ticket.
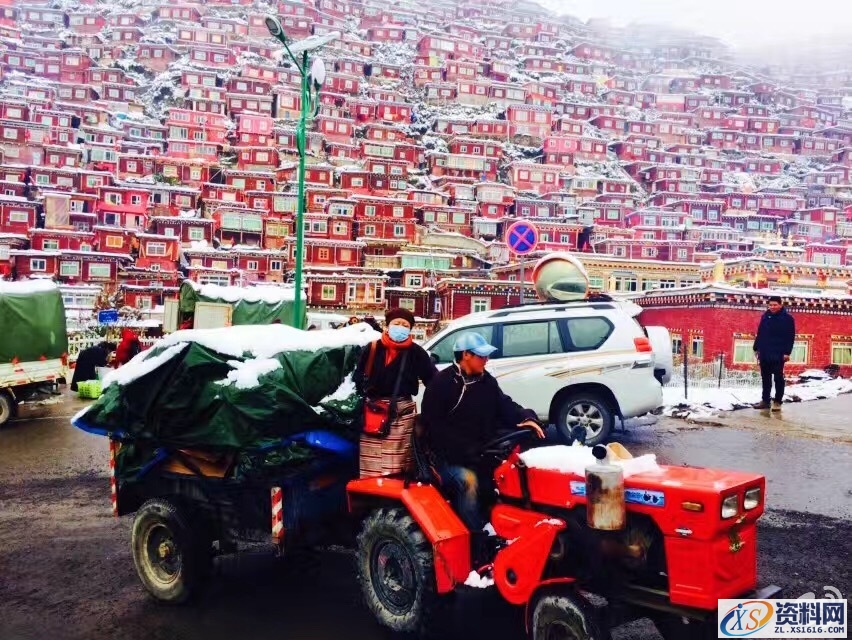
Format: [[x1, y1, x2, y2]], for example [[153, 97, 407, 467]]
[[0, 279, 58, 294], [186, 281, 303, 303]]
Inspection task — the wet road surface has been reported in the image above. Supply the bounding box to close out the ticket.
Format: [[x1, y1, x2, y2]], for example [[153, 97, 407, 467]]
[[1, 392, 850, 640]]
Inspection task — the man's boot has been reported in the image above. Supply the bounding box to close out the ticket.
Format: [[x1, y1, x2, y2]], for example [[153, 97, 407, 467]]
[[753, 401, 771, 409], [771, 400, 782, 412]]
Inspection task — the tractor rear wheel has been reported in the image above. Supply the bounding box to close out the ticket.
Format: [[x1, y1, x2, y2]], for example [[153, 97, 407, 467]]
[[131, 498, 212, 604], [356, 507, 437, 635], [532, 592, 610, 640]]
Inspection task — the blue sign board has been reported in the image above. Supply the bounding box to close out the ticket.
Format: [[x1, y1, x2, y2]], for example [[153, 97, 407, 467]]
[[98, 309, 119, 325], [506, 220, 539, 255]]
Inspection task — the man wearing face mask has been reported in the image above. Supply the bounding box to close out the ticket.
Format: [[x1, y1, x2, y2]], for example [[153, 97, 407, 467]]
[[353, 307, 438, 477]]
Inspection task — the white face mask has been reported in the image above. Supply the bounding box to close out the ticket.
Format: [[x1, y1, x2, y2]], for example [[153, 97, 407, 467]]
[[388, 325, 410, 342]]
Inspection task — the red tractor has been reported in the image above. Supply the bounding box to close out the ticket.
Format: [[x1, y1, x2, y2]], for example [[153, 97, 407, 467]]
[[347, 432, 781, 639]]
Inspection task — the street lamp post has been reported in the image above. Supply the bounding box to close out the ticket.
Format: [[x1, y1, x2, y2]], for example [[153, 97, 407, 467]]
[[265, 17, 339, 328]]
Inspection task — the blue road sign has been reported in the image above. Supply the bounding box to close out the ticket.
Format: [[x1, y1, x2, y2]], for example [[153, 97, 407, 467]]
[[506, 220, 539, 255], [98, 309, 119, 325]]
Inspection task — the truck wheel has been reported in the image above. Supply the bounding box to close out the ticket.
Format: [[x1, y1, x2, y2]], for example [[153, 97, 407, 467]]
[[0, 391, 15, 427], [532, 592, 609, 640], [356, 507, 437, 635], [131, 498, 211, 604], [556, 393, 613, 446]]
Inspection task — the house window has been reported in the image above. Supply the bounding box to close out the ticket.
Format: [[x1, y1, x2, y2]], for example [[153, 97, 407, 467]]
[[59, 261, 80, 278], [30, 258, 48, 271], [43, 239, 60, 250], [333, 221, 348, 235], [691, 336, 704, 359], [733, 339, 756, 364], [393, 224, 406, 237], [398, 298, 416, 312], [147, 242, 167, 256], [105, 193, 122, 206], [320, 284, 337, 300], [363, 225, 376, 236], [188, 227, 204, 241], [364, 205, 376, 217], [246, 260, 259, 271], [270, 260, 282, 271], [8, 211, 29, 223], [88, 263, 111, 279], [318, 248, 330, 260], [407, 275, 423, 288], [789, 341, 808, 364], [472, 297, 490, 313], [677, 249, 688, 259], [831, 342, 852, 366]]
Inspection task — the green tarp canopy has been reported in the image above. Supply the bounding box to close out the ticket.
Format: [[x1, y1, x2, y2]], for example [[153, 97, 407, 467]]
[[0, 281, 68, 364], [73, 324, 377, 452], [179, 281, 306, 328]]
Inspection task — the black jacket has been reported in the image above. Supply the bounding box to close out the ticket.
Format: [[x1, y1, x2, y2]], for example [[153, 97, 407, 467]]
[[419, 364, 538, 466], [353, 340, 437, 400], [753, 308, 795, 361], [70, 344, 110, 391]]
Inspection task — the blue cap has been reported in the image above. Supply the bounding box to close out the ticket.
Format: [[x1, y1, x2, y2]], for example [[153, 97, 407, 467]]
[[453, 332, 498, 357]]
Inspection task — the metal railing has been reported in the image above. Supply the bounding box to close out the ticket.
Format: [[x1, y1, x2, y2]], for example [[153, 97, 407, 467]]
[[665, 353, 762, 394]]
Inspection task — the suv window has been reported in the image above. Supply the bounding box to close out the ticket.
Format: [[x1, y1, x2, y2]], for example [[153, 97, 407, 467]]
[[429, 325, 495, 364], [565, 317, 613, 351], [502, 321, 563, 358]]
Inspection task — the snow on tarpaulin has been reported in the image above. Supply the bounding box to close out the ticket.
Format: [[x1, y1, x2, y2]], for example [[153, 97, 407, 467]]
[[72, 324, 380, 450], [519, 444, 661, 477]]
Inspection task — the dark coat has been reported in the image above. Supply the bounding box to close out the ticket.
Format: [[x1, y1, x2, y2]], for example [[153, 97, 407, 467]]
[[419, 364, 538, 466], [753, 308, 795, 362], [70, 344, 110, 391], [353, 339, 437, 400]]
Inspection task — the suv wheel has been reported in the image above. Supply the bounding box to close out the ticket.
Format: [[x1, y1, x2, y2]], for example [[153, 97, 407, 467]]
[[556, 393, 614, 446]]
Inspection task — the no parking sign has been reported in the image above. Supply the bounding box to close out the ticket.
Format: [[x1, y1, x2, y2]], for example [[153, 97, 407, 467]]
[[505, 220, 539, 255]]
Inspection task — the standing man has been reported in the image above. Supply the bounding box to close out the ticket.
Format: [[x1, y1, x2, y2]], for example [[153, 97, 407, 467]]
[[753, 296, 795, 411]]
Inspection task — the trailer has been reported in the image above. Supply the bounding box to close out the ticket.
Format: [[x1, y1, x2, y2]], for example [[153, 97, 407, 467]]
[[0, 280, 68, 425]]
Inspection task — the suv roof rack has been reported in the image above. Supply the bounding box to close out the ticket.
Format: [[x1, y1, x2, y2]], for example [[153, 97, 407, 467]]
[[495, 292, 614, 312], [489, 296, 616, 318]]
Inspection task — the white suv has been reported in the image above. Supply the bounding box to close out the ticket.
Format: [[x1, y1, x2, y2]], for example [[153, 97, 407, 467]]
[[418, 297, 672, 445]]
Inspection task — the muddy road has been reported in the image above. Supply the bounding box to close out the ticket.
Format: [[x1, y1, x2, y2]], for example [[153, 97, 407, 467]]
[[0, 393, 850, 640]]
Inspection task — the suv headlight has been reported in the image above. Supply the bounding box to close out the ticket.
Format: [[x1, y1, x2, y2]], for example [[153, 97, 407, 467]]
[[744, 487, 761, 510], [721, 494, 739, 519]]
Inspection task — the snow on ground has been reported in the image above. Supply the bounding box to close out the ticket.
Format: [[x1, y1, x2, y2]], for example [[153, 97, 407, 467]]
[[662, 376, 852, 419], [464, 570, 494, 588]]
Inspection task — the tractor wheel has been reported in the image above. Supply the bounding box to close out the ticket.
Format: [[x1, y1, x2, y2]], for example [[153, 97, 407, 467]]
[[0, 391, 16, 427], [531, 592, 610, 640], [556, 393, 614, 446], [356, 507, 437, 635], [131, 498, 212, 604], [651, 613, 717, 640]]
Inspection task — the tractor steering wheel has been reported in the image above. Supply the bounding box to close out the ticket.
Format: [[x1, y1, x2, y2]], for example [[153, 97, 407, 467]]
[[481, 428, 536, 459]]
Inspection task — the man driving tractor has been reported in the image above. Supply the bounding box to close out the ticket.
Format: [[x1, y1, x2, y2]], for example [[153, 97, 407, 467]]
[[418, 332, 545, 536]]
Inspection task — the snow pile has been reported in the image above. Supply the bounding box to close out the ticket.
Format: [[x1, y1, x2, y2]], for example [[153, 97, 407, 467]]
[[0, 279, 58, 293], [218, 358, 283, 390], [662, 376, 852, 418], [464, 570, 494, 589], [101, 342, 188, 389], [519, 444, 661, 477], [188, 281, 303, 303], [319, 372, 357, 404], [159, 323, 380, 359]]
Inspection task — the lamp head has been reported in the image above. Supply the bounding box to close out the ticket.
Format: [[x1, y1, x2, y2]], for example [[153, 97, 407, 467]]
[[265, 15, 285, 40]]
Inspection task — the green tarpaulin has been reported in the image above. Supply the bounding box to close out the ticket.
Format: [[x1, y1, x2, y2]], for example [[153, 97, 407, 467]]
[[0, 281, 68, 364], [179, 281, 306, 328], [75, 328, 370, 451]]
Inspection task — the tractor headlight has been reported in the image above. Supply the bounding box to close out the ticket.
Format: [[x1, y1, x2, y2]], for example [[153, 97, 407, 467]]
[[744, 487, 761, 510], [721, 494, 739, 519]]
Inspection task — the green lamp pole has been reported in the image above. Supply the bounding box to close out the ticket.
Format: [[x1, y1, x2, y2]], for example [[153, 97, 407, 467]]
[[265, 17, 339, 328]]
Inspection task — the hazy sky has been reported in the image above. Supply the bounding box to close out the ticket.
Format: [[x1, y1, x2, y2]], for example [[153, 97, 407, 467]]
[[537, 0, 852, 51]]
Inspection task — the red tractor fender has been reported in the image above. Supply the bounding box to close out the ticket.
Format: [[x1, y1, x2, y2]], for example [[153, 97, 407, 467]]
[[491, 507, 567, 606], [346, 477, 471, 594]]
